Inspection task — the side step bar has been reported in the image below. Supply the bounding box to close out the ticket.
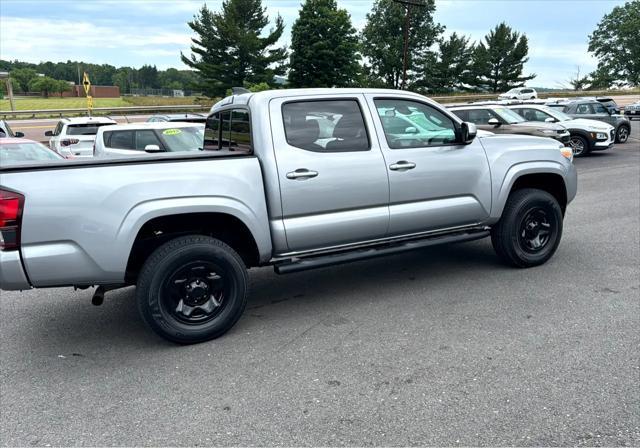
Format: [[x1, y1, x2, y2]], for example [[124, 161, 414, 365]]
[[274, 229, 490, 275]]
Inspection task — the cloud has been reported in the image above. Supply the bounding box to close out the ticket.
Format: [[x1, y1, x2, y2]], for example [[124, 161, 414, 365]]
[[0, 16, 191, 66]]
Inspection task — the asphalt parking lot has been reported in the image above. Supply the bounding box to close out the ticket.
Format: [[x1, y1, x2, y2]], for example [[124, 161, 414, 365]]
[[1, 125, 639, 446]]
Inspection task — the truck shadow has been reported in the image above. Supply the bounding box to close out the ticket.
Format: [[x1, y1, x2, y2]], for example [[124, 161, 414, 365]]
[[22, 240, 504, 349]]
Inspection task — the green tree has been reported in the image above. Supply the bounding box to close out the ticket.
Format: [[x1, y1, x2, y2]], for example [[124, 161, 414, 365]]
[[54, 80, 72, 97], [416, 32, 474, 93], [181, 1, 287, 97], [361, 0, 443, 89], [29, 76, 59, 98], [138, 65, 160, 89], [288, 0, 360, 87], [471, 22, 535, 92], [587, 65, 617, 90], [10, 68, 38, 93], [588, 1, 640, 86]]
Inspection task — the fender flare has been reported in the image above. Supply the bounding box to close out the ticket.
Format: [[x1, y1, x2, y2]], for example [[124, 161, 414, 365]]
[[491, 161, 567, 220], [113, 196, 273, 271]]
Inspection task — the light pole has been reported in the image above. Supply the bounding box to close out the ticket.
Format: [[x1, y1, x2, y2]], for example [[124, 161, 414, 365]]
[[392, 0, 426, 90]]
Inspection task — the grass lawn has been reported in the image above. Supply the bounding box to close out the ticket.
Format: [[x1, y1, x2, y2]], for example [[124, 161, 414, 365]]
[[0, 96, 213, 111], [0, 97, 129, 111]]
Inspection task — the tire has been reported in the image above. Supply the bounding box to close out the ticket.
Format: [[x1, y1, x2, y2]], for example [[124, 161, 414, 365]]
[[569, 134, 590, 157], [491, 188, 563, 268], [615, 125, 630, 143], [136, 235, 249, 344]]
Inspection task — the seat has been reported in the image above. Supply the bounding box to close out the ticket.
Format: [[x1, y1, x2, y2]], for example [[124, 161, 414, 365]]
[[325, 115, 368, 151], [287, 118, 324, 151]]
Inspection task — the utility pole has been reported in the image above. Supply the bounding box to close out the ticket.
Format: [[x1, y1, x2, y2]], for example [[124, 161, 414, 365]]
[[392, 0, 426, 90], [0, 72, 15, 112]]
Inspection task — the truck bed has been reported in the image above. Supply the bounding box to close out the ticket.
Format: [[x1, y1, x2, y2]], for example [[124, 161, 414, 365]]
[[0, 152, 272, 287]]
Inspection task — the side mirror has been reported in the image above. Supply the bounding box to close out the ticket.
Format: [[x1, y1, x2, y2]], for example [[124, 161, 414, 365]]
[[404, 126, 418, 134], [487, 118, 501, 127], [144, 144, 161, 153], [14, 131, 24, 138], [460, 122, 477, 144], [44, 130, 53, 137], [545, 117, 556, 123]]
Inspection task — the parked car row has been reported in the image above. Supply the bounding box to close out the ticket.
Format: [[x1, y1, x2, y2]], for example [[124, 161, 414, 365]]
[[0, 113, 209, 166], [450, 94, 633, 157]]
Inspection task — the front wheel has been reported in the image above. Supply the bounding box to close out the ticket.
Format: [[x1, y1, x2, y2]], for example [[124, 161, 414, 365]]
[[491, 189, 563, 268], [569, 135, 590, 157], [615, 125, 629, 143], [136, 235, 249, 344]]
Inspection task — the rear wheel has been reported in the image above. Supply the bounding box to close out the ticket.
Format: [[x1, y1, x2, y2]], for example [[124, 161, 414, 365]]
[[569, 135, 590, 157], [136, 235, 248, 344], [615, 125, 629, 143], [491, 189, 563, 268]]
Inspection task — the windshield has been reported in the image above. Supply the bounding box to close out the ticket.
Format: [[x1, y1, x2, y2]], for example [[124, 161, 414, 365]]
[[0, 141, 62, 164], [67, 123, 114, 136], [493, 107, 526, 124], [540, 106, 573, 122], [158, 126, 204, 151], [506, 88, 520, 94]]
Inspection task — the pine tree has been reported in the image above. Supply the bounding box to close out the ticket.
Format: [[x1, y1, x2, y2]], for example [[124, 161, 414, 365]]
[[416, 32, 474, 93], [288, 0, 360, 87], [361, 0, 443, 89], [181, 0, 288, 96], [470, 22, 535, 92]]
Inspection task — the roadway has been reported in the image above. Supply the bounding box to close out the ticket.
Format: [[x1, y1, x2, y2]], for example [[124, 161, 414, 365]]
[[1, 124, 638, 445]]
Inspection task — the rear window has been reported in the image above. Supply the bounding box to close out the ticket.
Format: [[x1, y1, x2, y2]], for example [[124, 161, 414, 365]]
[[204, 109, 251, 152], [66, 123, 114, 136]]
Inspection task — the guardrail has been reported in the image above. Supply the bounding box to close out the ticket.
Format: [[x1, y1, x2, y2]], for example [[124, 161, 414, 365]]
[[0, 104, 210, 119]]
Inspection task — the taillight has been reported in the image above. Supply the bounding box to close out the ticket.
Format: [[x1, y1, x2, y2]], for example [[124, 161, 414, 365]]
[[61, 138, 80, 147], [0, 188, 25, 251]]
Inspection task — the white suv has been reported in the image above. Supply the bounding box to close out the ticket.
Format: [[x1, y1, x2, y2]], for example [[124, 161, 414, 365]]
[[509, 104, 615, 157], [45, 117, 117, 157], [93, 122, 205, 157], [498, 87, 537, 100]]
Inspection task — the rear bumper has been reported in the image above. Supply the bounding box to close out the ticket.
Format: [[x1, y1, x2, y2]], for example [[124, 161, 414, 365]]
[[0, 250, 31, 291]]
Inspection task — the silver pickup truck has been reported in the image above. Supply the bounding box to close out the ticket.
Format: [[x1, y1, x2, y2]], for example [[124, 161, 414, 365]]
[[0, 88, 577, 344]]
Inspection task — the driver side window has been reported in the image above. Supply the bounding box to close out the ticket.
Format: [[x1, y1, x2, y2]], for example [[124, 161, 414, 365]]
[[374, 99, 457, 149]]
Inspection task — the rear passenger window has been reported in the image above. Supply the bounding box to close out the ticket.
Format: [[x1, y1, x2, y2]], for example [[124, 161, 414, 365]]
[[204, 109, 251, 152], [575, 104, 593, 114], [282, 100, 369, 152], [593, 103, 608, 114], [106, 130, 135, 150]]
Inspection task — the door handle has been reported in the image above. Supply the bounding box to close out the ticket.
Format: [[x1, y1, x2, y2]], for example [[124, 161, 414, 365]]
[[286, 169, 319, 180], [389, 161, 416, 171]]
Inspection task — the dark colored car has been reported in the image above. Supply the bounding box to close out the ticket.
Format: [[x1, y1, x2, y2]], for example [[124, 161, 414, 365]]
[[556, 100, 631, 143], [624, 101, 640, 120], [0, 137, 64, 165], [594, 97, 621, 114], [147, 113, 207, 124], [0, 120, 24, 138]]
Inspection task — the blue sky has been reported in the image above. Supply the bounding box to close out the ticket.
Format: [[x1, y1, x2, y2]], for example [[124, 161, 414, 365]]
[[0, 0, 626, 87]]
